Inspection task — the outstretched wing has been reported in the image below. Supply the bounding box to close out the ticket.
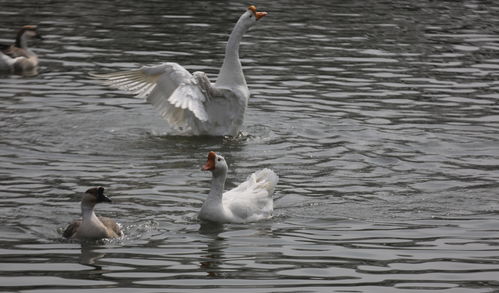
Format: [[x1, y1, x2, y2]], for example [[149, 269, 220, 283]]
[[91, 63, 211, 126]]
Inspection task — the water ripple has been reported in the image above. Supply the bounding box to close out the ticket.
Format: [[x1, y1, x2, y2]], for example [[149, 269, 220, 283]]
[[1, 0, 499, 292]]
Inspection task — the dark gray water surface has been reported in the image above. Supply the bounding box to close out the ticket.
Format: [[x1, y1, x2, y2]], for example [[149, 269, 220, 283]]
[[1, 0, 499, 292]]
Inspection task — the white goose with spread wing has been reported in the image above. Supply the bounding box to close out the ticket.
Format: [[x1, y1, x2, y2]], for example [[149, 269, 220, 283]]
[[198, 151, 278, 223], [92, 6, 268, 136]]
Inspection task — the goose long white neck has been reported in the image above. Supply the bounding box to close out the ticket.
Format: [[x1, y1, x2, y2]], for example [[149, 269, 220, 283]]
[[215, 16, 249, 88], [207, 170, 227, 201], [198, 167, 229, 223]]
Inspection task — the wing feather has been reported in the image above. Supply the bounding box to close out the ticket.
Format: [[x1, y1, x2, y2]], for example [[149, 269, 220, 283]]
[[98, 217, 123, 237], [224, 169, 278, 203], [220, 168, 278, 222], [63, 220, 81, 239], [92, 63, 211, 126]]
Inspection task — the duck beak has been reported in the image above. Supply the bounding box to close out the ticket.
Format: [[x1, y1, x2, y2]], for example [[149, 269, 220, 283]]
[[248, 5, 268, 20], [95, 186, 112, 203], [201, 164, 212, 171], [255, 11, 268, 20], [102, 195, 112, 203], [201, 151, 216, 171]]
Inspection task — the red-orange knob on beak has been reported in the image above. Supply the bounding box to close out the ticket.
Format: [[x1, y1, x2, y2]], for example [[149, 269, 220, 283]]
[[202, 151, 217, 171], [248, 5, 268, 20]]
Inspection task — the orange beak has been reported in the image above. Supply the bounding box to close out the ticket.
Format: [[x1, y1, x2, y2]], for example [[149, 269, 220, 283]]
[[202, 151, 217, 171], [248, 5, 268, 20]]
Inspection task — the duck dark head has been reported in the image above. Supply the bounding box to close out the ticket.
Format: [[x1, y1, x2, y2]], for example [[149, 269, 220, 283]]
[[85, 186, 112, 203]]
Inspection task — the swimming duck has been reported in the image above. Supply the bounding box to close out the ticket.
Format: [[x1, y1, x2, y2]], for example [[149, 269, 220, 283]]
[[0, 25, 42, 76], [63, 187, 122, 240], [91, 6, 267, 136], [199, 151, 278, 223]]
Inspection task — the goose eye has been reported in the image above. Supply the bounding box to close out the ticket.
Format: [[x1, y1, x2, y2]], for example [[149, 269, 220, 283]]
[[217, 158, 221, 162]]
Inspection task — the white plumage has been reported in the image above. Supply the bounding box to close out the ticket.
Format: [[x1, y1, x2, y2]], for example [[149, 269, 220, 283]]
[[199, 151, 279, 223], [92, 6, 268, 136]]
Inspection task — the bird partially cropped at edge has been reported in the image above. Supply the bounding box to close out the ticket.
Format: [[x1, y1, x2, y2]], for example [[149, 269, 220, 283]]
[[0, 25, 43, 76], [91, 6, 268, 136], [63, 187, 122, 240]]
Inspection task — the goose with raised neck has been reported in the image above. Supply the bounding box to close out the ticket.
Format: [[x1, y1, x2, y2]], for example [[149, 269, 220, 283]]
[[215, 8, 255, 89], [91, 6, 267, 136]]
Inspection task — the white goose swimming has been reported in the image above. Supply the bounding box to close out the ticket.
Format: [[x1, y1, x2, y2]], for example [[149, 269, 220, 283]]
[[0, 25, 42, 76], [199, 151, 278, 223], [92, 6, 267, 136], [63, 187, 122, 240]]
